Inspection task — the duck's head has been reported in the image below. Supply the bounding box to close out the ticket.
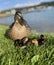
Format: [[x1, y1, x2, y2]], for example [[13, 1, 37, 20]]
[[14, 11, 23, 22], [40, 34, 44, 39]]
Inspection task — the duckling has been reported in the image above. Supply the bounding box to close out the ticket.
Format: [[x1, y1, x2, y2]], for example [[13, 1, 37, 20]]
[[14, 39, 23, 47], [21, 37, 29, 45], [31, 38, 38, 46], [38, 34, 46, 46]]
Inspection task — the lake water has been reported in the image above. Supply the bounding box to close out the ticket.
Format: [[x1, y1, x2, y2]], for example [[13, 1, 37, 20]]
[[0, 7, 54, 33]]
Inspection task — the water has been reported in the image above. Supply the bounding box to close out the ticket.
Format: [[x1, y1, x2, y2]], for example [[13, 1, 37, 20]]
[[0, 7, 54, 33]]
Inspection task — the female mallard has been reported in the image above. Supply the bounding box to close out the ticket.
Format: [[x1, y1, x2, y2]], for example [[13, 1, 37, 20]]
[[6, 11, 31, 40]]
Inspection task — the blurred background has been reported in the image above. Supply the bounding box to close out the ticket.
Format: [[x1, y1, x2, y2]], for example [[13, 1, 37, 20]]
[[0, 0, 54, 33]]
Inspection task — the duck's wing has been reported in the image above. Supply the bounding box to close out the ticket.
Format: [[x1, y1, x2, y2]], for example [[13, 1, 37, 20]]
[[20, 18, 31, 30]]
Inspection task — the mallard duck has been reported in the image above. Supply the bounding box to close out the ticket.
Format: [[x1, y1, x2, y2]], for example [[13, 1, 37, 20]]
[[31, 38, 38, 46], [5, 11, 31, 40], [14, 39, 23, 47]]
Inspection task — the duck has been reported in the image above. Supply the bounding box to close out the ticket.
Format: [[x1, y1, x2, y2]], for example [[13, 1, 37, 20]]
[[5, 11, 31, 40], [38, 34, 46, 46], [31, 38, 38, 46]]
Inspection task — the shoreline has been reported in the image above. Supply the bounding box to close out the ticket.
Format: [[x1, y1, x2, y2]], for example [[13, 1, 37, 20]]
[[0, 14, 14, 18], [0, 24, 54, 34]]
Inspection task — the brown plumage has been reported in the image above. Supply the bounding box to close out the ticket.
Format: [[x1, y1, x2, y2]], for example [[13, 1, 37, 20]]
[[5, 11, 31, 40]]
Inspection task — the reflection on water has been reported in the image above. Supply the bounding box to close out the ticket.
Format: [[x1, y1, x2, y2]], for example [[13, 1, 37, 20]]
[[0, 7, 54, 33]]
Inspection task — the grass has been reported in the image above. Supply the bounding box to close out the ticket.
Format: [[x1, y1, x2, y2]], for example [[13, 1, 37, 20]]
[[0, 25, 54, 65]]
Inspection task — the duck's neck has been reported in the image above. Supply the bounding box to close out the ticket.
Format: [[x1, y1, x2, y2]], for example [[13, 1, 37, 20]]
[[15, 20, 19, 23], [14, 19, 19, 23], [14, 17, 24, 26], [14, 19, 22, 27]]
